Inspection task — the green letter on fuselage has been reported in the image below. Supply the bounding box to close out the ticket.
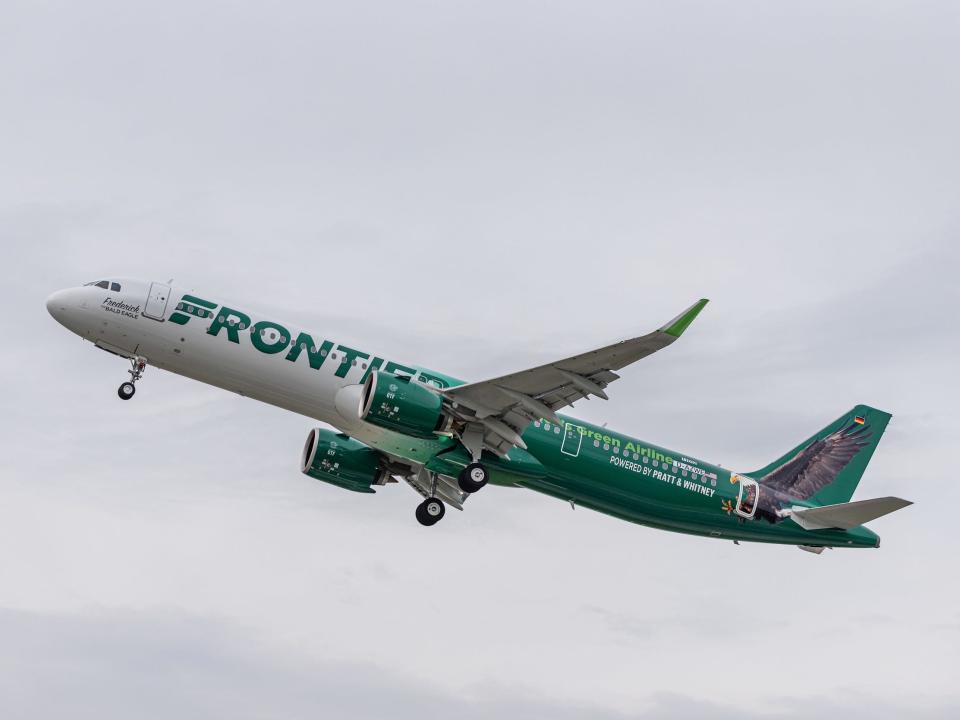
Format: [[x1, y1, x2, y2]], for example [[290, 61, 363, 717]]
[[416, 370, 450, 389], [285, 333, 335, 369], [359, 357, 385, 384], [207, 307, 252, 344], [251, 321, 292, 354], [334, 345, 371, 378], [383, 360, 416, 379]]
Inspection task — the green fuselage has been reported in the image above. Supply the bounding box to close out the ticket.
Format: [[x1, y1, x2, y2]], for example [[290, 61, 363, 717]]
[[416, 415, 878, 549]]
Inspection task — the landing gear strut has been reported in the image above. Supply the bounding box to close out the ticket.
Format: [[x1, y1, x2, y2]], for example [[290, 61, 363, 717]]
[[457, 463, 489, 493], [118, 356, 147, 400], [412, 471, 447, 527], [415, 497, 445, 526], [457, 423, 489, 494]]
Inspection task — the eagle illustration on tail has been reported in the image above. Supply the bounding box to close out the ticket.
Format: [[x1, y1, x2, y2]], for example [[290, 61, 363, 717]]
[[754, 423, 873, 523], [737, 407, 891, 525]]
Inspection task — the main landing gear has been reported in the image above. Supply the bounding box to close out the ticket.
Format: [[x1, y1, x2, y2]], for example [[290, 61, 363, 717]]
[[456, 424, 489, 494], [118, 356, 147, 400], [414, 471, 448, 527], [457, 462, 489, 493], [414, 462, 488, 527], [415, 497, 445, 526]]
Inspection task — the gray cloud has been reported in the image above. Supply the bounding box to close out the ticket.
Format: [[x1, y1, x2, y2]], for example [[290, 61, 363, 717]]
[[1, 0, 959, 717], [1, 608, 956, 720]]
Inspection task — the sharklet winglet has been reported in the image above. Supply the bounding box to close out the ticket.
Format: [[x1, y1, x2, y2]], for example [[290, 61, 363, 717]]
[[660, 298, 709, 338]]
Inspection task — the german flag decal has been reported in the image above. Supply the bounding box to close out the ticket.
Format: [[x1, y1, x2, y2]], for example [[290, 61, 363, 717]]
[[854, 415, 866, 425]]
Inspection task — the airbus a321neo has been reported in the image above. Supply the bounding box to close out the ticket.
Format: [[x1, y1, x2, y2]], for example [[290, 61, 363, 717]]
[[46, 279, 911, 552]]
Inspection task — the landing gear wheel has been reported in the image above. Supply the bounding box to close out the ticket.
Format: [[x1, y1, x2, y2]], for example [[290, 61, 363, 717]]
[[118, 356, 147, 401], [415, 498, 445, 526], [458, 463, 489, 493]]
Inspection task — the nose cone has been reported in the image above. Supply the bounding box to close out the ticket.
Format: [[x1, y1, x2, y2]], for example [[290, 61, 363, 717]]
[[46, 289, 70, 321], [46, 288, 85, 331]]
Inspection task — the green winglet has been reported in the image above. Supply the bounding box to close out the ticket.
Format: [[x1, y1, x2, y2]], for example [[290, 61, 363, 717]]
[[661, 298, 709, 338]]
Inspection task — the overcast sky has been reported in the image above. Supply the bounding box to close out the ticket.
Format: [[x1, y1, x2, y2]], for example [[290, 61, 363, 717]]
[[1, 1, 959, 718]]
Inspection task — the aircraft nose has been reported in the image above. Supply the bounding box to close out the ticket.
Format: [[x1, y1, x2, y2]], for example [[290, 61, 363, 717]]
[[46, 289, 70, 320], [46, 288, 84, 329]]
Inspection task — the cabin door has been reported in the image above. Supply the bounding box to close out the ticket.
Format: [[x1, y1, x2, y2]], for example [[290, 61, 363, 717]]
[[735, 475, 760, 519], [561, 423, 583, 457], [144, 282, 171, 321]]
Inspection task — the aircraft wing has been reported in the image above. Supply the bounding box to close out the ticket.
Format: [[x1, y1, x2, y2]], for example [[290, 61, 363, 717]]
[[441, 299, 709, 457]]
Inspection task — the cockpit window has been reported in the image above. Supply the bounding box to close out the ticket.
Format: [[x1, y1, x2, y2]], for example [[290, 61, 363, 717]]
[[84, 280, 121, 291]]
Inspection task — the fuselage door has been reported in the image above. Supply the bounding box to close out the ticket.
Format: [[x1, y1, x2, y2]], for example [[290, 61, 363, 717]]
[[735, 475, 760, 519], [561, 423, 583, 457], [143, 282, 171, 321]]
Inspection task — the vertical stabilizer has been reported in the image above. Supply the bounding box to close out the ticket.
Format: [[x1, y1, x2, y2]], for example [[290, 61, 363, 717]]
[[747, 405, 892, 506]]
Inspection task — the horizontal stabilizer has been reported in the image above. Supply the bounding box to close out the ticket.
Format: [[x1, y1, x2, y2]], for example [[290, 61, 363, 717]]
[[791, 497, 912, 530]]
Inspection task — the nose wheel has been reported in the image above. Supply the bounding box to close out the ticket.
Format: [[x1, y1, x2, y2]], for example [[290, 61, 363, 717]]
[[458, 463, 489, 493], [415, 498, 445, 526], [118, 356, 147, 401]]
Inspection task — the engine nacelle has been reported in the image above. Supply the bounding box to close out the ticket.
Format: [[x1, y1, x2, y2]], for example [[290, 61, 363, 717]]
[[358, 370, 445, 439], [301, 428, 389, 493]]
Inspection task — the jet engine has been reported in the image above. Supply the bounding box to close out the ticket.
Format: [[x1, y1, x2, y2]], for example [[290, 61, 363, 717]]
[[301, 428, 391, 493], [355, 370, 447, 439]]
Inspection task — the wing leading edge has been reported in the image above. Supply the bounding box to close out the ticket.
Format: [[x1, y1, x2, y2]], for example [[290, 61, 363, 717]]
[[441, 299, 709, 458]]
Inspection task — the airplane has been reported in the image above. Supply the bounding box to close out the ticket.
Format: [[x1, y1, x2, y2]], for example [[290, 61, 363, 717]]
[[46, 278, 911, 551]]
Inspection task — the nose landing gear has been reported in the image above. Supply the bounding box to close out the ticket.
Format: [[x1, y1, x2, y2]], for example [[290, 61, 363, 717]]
[[118, 356, 147, 400]]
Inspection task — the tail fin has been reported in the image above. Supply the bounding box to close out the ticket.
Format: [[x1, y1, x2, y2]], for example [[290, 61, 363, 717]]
[[747, 405, 892, 506]]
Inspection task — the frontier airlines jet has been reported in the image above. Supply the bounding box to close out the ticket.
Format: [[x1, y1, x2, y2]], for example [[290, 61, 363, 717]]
[[46, 278, 911, 551]]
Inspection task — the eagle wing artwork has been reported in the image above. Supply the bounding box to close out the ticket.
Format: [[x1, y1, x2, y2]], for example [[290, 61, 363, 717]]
[[46, 279, 912, 552]]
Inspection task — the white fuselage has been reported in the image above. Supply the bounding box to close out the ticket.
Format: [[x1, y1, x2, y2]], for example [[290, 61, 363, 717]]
[[46, 278, 454, 462]]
